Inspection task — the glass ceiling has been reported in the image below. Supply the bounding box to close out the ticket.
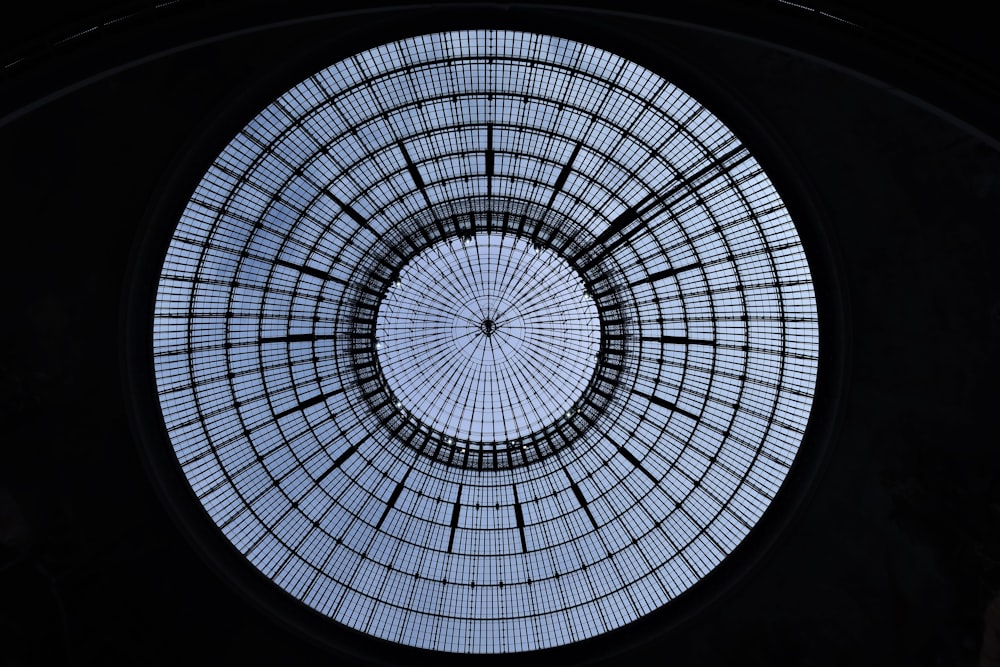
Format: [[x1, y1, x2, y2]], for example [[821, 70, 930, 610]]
[[152, 30, 819, 654]]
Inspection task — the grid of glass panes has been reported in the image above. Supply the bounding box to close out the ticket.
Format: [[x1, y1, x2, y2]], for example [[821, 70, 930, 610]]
[[153, 30, 818, 653]]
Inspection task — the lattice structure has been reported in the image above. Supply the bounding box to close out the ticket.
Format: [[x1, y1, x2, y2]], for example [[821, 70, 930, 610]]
[[152, 30, 819, 653]]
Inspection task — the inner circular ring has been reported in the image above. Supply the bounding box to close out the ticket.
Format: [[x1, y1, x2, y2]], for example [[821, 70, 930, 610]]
[[375, 232, 600, 444]]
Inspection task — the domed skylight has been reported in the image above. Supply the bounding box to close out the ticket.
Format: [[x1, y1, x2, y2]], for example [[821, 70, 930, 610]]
[[152, 29, 819, 654]]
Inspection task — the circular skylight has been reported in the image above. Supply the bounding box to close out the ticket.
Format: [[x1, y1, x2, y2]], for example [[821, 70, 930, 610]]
[[377, 232, 600, 445], [152, 29, 819, 654]]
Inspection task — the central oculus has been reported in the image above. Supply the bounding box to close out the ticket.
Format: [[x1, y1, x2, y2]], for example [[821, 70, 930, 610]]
[[376, 232, 601, 443]]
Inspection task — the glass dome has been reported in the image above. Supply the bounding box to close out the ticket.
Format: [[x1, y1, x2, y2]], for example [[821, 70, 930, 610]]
[[151, 29, 819, 653]]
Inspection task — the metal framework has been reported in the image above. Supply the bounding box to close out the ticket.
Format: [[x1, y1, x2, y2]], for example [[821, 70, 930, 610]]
[[152, 30, 819, 654]]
